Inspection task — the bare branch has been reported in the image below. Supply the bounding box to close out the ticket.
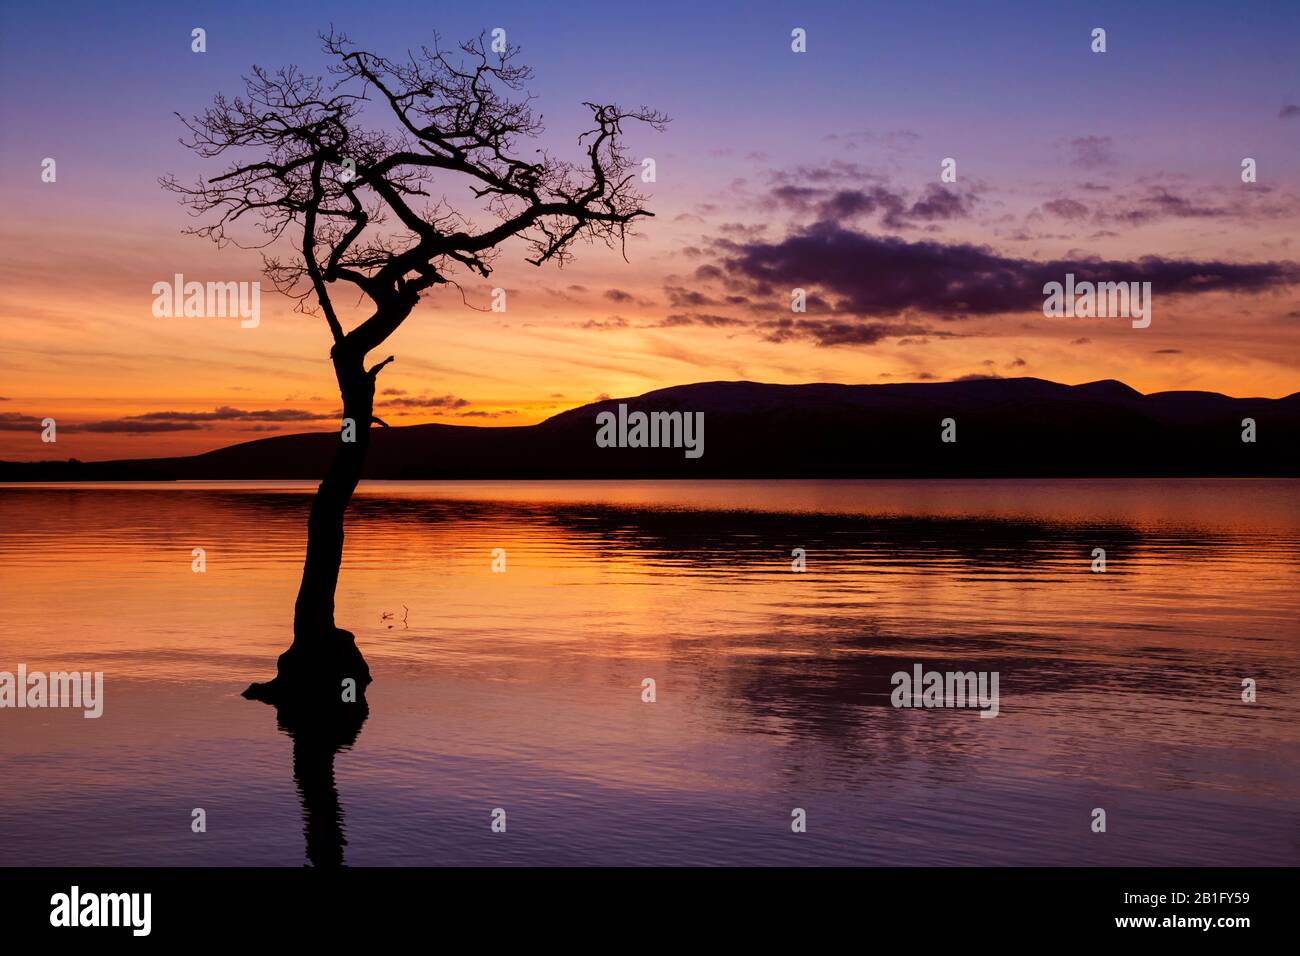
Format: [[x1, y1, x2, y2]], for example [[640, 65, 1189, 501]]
[[162, 29, 667, 362]]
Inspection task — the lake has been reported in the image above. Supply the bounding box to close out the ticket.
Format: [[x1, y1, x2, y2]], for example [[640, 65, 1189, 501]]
[[0, 479, 1296, 865]]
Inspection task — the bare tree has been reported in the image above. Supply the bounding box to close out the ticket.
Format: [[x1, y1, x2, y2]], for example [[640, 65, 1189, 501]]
[[164, 30, 665, 706]]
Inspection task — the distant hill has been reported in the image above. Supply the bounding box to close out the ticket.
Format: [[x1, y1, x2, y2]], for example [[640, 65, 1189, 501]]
[[2, 378, 1297, 480]]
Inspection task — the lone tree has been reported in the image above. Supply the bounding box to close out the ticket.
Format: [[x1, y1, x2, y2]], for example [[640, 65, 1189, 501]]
[[164, 30, 664, 706]]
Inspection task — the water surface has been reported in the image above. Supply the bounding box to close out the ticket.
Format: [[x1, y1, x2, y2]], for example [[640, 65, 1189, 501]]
[[1, 479, 1296, 865]]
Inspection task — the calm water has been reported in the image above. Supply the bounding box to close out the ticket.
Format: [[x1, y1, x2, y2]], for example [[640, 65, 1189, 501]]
[[0, 479, 1297, 866]]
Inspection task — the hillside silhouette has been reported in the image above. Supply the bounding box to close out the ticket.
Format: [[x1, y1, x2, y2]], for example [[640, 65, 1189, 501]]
[[3, 377, 1296, 480]]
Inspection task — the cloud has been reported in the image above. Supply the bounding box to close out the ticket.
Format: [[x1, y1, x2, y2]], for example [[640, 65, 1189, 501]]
[[603, 289, 635, 303], [383, 394, 471, 410], [770, 161, 875, 185], [1112, 188, 1228, 224], [581, 316, 630, 330], [2, 407, 330, 434], [761, 317, 933, 346], [79, 421, 206, 433], [658, 313, 748, 328], [1152, 348, 1183, 354], [664, 285, 722, 308], [717, 222, 769, 238], [1280, 104, 1300, 119], [0, 412, 43, 431], [767, 180, 975, 229], [126, 406, 331, 422], [906, 184, 975, 223], [1071, 184, 1300, 227], [1069, 135, 1115, 169], [1042, 198, 1090, 221], [581, 311, 749, 332], [710, 221, 1300, 321]]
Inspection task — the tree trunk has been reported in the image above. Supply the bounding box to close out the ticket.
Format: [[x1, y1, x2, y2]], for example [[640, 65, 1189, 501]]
[[244, 343, 382, 706], [294, 348, 374, 641]]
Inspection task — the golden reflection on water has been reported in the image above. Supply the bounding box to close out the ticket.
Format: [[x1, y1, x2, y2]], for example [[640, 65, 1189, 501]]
[[0, 479, 1297, 865]]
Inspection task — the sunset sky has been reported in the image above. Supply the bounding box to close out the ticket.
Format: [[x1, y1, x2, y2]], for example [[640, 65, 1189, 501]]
[[2, 0, 1299, 460]]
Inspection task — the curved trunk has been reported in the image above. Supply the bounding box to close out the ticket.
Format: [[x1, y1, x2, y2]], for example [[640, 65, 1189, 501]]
[[244, 336, 394, 705], [293, 348, 374, 642]]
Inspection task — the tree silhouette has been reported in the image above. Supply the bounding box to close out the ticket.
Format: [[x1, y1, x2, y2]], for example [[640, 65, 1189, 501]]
[[164, 30, 664, 705]]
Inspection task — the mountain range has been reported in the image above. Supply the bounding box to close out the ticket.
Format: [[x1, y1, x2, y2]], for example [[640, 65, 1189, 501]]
[[2, 377, 1296, 480]]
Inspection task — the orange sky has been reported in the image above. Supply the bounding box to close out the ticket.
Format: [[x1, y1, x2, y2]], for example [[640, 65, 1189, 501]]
[[3, 4, 1299, 461], [4, 164, 1299, 463]]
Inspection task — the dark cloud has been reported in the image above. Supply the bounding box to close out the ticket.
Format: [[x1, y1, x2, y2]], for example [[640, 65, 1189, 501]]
[[1280, 104, 1300, 119], [664, 285, 722, 308], [767, 181, 974, 228], [825, 188, 903, 223], [1113, 188, 1228, 224], [717, 221, 769, 238], [384, 394, 471, 410], [1073, 184, 1300, 227], [761, 317, 933, 347], [0, 412, 43, 431], [127, 406, 330, 422], [1, 406, 338, 433], [771, 184, 821, 206], [906, 184, 975, 222], [1152, 348, 1183, 354], [582, 312, 748, 331], [711, 221, 1300, 320], [604, 289, 635, 303], [659, 313, 748, 328], [1043, 198, 1090, 221]]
